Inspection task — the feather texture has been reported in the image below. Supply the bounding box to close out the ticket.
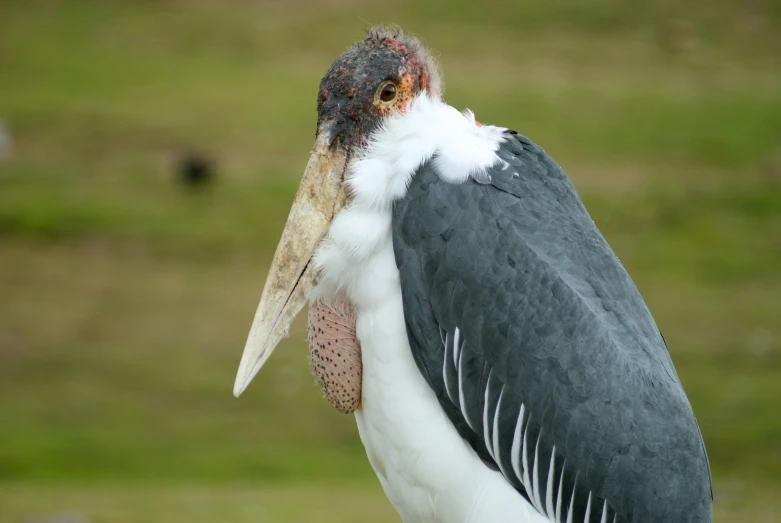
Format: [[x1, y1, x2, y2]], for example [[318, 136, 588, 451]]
[[392, 132, 713, 522]]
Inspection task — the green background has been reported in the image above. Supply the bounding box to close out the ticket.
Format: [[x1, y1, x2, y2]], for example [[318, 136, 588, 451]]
[[1, 1, 779, 521]]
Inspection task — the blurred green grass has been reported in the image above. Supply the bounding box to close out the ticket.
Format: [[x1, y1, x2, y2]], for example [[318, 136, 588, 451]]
[[0, 484, 400, 523], [1, 0, 780, 521], [0, 484, 778, 523]]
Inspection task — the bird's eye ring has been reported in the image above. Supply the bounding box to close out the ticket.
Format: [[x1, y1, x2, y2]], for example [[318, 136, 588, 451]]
[[377, 81, 397, 103]]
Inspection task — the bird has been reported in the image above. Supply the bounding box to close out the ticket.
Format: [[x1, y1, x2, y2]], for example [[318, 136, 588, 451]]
[[176, 152, 214, 189], [232, 27, 712, 523]]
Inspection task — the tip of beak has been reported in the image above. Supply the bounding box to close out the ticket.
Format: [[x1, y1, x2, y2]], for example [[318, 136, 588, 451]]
[[232, 379, 248, 398], [232, 351, 263, 397], [232, 370, 253, 398]]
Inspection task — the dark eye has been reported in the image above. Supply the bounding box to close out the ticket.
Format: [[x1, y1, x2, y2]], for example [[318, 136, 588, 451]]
[[379, 82, 397, 103]]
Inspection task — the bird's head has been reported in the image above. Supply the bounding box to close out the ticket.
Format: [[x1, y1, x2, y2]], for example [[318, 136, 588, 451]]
[[233, 27, 441, 396], [316, 27, 441, 152]]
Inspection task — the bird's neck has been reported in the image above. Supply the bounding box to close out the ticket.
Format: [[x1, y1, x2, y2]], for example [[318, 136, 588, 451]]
[[347, 95, 507, 209], [312, 95, 506, 310]]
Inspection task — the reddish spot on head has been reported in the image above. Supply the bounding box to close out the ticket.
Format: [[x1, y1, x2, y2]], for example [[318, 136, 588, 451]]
[[383, 37, 408, 52]]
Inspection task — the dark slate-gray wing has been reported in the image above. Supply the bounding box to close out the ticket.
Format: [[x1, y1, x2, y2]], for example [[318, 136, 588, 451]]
[[391, 132, 712, 523]]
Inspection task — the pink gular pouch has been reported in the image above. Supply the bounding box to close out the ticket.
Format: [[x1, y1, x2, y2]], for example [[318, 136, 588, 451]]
[[307, 293, 362, 413]]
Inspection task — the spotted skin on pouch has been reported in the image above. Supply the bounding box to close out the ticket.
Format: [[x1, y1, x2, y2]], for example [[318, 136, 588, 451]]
[[308, 294, 362, 413]]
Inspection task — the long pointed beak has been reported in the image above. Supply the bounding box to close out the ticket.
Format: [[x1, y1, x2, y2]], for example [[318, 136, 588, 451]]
[[233, 123, 348, 397]]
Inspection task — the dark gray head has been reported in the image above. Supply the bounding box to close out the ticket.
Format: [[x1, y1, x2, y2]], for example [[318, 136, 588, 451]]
[[316, 26, 442, 152]]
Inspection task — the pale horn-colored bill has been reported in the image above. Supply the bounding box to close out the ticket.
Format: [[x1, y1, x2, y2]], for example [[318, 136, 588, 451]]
[[233, 124, 348, 397]]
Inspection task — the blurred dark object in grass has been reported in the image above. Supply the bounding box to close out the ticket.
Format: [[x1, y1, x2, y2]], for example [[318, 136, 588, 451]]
[[176, 152, 215, 189]]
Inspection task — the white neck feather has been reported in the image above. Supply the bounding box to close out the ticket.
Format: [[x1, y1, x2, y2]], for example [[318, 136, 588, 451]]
[[313, 95, 505, 308], [348, 95, 506, 209]]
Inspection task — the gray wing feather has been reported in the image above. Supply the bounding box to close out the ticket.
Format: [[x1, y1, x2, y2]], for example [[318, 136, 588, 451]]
[[392, 131, 712, 523]]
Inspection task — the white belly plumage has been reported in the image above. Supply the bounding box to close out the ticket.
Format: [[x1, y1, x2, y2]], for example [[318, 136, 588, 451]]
[[352, 289, 548, 523]]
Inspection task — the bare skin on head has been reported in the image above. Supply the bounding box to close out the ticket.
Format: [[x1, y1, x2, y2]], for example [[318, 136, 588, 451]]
[[308, 294, 362, 413]]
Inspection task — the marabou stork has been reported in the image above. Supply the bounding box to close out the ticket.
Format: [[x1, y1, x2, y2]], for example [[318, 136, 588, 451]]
[[232, 27, 712, 523]]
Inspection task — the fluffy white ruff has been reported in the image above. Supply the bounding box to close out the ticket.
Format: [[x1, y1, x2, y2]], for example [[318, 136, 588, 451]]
[[313, 94, 506, 303], [350, 94, 506, 210]]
